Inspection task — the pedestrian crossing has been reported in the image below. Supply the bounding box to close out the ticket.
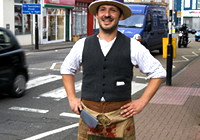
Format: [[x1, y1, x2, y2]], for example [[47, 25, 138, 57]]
[[26, 74, 147, 101], [9, 74, 148, 116], [9, 74, 148, 139]]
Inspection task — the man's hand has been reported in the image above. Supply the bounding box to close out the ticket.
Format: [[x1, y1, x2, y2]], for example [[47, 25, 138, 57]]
[[68, 97, 82, 115], [120, 78, 163, 118], [120, 99, 147, 118]]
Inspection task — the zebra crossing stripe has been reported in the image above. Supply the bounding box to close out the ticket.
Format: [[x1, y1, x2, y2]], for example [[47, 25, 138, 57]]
[[27, 74, 147, 100], [9, 106, 49, 113], [36, 80, 82, 101], [59, 112, 80, 118], [26, 75, 62, 89], [36, 80, 146, 100], [131, 81, 148, 95], [23, 123, 79, 140]]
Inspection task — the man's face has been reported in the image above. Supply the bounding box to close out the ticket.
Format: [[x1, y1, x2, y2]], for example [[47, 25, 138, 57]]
[[96, 4, 123, 33]]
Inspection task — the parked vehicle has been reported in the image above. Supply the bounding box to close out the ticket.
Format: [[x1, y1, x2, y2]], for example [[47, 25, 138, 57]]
[[118, 3, 168, 54], [175, 25, 182, 33], [0, 27, 29, 97], [177, 31, 188, 48], [188, 28, 196, 34], [195, 30, 200, 41]]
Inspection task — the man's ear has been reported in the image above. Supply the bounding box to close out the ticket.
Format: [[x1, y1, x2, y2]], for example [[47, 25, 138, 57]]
[[119, 14, 123, 21], [95, 14, 99, 19]]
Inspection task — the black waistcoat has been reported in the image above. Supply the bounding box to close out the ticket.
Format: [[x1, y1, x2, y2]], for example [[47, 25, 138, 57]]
[[82, 31, 133, 101]]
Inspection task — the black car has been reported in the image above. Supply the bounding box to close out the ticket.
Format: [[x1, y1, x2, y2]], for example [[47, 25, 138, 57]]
[[0, 27, 29, 97]]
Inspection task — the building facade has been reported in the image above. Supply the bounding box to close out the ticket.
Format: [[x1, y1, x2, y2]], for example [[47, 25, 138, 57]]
[[182, 0, 200, 30], [0, 0, 94, 46], [174, 0, 200, 30]]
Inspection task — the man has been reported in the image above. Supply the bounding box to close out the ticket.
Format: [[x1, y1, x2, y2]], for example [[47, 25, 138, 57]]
[[60, 0, 166, 139], [179, 23, 188, 43]]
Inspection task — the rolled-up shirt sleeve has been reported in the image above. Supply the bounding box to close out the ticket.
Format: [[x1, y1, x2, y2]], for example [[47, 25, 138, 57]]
[[60, 38, 85, 75], [130, 38, 166, 80]]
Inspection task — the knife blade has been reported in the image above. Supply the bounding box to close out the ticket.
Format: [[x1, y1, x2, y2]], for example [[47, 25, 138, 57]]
[[79, 108, 98, 129]]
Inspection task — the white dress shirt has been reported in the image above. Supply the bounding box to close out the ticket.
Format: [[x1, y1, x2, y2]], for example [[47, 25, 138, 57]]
[[60, 36, 166, 80]]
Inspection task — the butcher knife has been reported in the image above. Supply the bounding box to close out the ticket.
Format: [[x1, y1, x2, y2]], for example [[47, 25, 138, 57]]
[[79, 108, 98, 129]]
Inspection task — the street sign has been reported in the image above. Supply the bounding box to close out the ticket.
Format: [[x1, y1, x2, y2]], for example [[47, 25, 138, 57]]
[[177, 11, 181, 18], [22, 4, 41, 14]]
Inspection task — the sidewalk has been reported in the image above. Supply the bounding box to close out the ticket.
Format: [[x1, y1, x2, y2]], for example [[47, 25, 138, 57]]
[[22, 41, 75, 52], [135, 56, 200, 140], [22, 42, 200, 140]]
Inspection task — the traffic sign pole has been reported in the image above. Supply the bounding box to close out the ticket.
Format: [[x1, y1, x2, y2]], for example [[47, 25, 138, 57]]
[[22, 3, 41, 50], [166, 0, 173, 86], [35, 0, 39, 49], [35, 13, 39, 49]]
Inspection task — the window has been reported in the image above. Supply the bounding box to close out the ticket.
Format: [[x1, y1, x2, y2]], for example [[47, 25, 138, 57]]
[[73, 2, 88, 36], [14, 0, 33, 35], [185, 0, 190, 8], [0, 31, 11, 50], [192, 0, 196, 9], [119, 14, 145, 28], [198, 0, 200, 9]]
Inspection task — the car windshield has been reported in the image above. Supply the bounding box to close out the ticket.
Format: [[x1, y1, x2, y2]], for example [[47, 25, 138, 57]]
[[198, 30, 200, 32], [118, 14, 145, 28]]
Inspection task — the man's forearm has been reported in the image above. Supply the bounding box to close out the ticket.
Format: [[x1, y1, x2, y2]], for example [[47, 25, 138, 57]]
[[62, 74, 76, 99], [62, 74, 82, 114], [140, 78, 163, 104]]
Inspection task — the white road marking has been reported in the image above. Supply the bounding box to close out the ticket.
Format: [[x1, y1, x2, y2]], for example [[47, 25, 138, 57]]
[[135, 76, 146, 79], [26, 75, 62, 89], [38, 87, 66, 101], [173, 52, 199, 63], [50, 62, 63, 70], [131, 81, 148, 95], [50, 63, 57, 69], [29, 68, 47, 71], [59, 112, 80, 118], [35, 80, 82, 101], [23, 123, 79, 140], [9, 107, 49, 114], [74, 80, 82, 93], [33, 77, 146, 100], [192, 52, 198, 56]]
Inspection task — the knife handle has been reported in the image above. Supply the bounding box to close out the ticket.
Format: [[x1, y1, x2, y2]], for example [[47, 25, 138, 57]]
[[78, 107, 81, 113], [78, 106, 83, 113]]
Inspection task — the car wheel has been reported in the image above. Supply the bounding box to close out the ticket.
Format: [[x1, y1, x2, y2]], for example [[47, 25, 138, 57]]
[[10, 73, 26, 98], [195, 39, 198, 42]]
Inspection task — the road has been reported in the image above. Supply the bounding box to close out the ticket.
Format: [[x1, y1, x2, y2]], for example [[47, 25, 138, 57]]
[[0, 36, 199, 140]]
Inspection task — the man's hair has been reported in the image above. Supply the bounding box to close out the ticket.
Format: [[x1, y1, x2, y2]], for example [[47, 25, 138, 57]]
[[96, 5, 123, 18]]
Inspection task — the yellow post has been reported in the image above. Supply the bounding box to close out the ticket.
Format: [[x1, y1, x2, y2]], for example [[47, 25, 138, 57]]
[[163, 38, 177, 58]]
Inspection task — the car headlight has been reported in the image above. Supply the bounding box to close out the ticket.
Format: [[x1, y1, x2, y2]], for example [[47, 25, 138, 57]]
[[133, 34, 142, 42]]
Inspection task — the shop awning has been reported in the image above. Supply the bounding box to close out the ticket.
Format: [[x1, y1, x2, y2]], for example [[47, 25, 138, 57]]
[[44, 0, 75, 9]]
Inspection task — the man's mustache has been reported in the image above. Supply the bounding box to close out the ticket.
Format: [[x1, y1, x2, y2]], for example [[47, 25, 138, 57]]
[[102, 16, 113, 20]]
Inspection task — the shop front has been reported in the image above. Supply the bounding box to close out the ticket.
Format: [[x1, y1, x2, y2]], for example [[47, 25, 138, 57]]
[[73, 0, 94, 39], [40, 0, 75, 44]]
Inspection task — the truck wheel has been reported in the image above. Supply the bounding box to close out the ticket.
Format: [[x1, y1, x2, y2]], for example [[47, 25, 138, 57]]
[[159, 47, 163, 54], [9, 73, 26, 98]]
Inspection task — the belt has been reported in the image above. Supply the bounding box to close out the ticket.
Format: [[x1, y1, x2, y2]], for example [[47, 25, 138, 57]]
[[81, 99, 131, 113]]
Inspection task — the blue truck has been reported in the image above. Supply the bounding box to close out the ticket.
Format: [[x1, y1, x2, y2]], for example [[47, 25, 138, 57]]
[[118, 3, 168, 54]]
